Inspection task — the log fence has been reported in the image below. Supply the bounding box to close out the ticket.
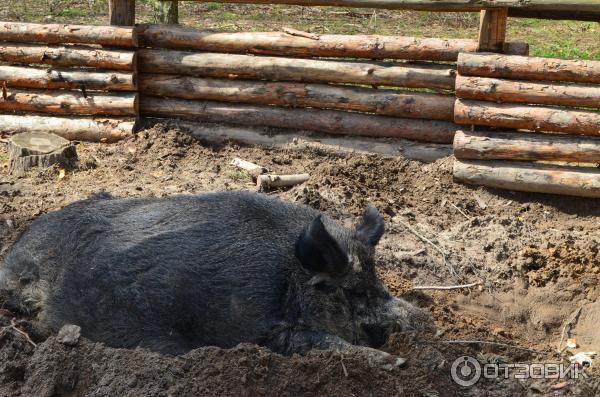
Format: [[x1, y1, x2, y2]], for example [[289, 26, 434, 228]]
[[454, 53, 600, 198]]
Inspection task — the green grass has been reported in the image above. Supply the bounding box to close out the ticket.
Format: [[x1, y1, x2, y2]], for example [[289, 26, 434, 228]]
[[0, 153, 8, 162], [225, 169, 251, 182], [55, 8, 86, 17], [205, 2, 224, 10]]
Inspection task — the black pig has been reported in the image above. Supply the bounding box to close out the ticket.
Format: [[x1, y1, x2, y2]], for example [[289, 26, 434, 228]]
[[0, 192, 431, 365]]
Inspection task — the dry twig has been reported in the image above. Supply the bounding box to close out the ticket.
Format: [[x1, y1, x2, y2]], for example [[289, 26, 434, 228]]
[[0, 318, 37, 347], [412, 282, 480, 291]]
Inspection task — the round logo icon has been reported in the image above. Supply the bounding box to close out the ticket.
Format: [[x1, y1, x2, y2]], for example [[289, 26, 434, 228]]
[[451, 356, 482, 387]]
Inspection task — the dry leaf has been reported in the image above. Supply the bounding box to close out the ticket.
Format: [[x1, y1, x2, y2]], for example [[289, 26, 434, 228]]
[[566, 339, 577, 349], [58, 169, 66, 180]]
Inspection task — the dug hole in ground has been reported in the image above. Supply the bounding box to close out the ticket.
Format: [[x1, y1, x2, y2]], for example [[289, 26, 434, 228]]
[[1, 121, 599, 396]]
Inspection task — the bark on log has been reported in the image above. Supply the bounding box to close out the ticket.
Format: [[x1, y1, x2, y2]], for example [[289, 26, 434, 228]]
[[140, 96, 458, 143], [0, 65, 136, 91], [139, 75, 455, 121], [454, 129, 600, 163], [0, 89, 138, 116], [138, 49, 456, 90], [454, 99, 600, 136], [0, 114, 135, 142], [455, 75, 600, 108], [8, 131, 77, 175], [0, 22, 137, 47], [0, 43, 136, 71], [458, 53, 600, 84], [137, 24, 529, 61], [453, 160, 600, 198]]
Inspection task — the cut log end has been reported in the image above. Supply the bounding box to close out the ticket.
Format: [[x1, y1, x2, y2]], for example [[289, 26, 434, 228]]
[[9, 131, 77, 175]]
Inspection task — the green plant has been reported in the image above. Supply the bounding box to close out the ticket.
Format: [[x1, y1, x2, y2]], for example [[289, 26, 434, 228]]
[[205, 2, 224, 10]]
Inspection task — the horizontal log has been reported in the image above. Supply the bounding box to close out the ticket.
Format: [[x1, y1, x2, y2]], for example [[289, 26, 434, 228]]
[[0, 22, 137, 47], [0, 89, 137, 116], [138, 49, 456, 90], [0, 43, 136, 71], [0, 114, 135, 142], [455, 76, 600, 108], [140, 96, 458, 143], [138, 24, 528, 61], [454, 129, 600, 163], [139, 75, 455, 120], [454, 160, 600, 198], [0, 65, 136, 91], [454, 99, 600, 136], [458, 53, 600, 84], [507, 9, 600, 21], [178, 0, 600, 13]]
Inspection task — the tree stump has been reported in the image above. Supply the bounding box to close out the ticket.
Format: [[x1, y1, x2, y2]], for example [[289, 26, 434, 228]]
[[8, 132, 77, 176]]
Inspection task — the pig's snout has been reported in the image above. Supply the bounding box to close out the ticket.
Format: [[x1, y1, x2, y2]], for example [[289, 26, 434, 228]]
[[365, 298, 434, 347]]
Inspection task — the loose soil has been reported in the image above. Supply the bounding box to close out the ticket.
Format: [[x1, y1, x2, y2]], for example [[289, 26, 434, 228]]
[[1, 123, 599, 396]]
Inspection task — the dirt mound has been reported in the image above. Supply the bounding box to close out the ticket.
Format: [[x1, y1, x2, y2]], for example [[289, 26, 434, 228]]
[[1, 123, 599, 395]]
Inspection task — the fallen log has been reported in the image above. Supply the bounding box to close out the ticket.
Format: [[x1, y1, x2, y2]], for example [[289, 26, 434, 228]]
[[454, 130, 600, 163], [257, 173, 310, 190], [140, 96, 458, 143], [454, 99, 600, 136], [9, 131, 77, 176], [453, 160, 600, 198], [457, 53, 600, 84], [0, 22, 137, 47], [0, 65, 136, 92], [0, 43, 136, 71], [138, 24, 529, 61], [0, 89, 137, 116], [0, 114, 135, 142], [138, 49, 456, 90], [455, 75, 600, 108], [139, 75, 455, 121]]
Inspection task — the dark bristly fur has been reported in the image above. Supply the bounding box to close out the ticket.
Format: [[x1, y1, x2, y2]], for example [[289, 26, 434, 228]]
[[0, 191, 431, 356]]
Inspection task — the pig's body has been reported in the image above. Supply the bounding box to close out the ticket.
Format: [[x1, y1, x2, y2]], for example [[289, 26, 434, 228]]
[[1, 192, 430, 358]]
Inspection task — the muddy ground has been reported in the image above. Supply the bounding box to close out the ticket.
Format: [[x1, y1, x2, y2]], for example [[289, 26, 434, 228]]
[[1, 122, 600, 396]]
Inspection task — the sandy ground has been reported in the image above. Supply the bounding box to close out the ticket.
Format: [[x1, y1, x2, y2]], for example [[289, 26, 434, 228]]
[[1, 122, 600, 396]]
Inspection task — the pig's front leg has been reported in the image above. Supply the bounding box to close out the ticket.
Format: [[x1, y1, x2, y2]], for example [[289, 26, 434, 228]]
[[272, 330, 406, 371]]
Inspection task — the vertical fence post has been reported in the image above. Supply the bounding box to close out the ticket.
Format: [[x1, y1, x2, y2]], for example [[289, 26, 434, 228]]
[[159, 1, 179, 24], [478, 8, 508, 52], [109, 0, 136, 25]]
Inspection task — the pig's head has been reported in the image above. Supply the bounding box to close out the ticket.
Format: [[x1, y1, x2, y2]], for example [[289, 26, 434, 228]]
[[294, 207, 433, 348]]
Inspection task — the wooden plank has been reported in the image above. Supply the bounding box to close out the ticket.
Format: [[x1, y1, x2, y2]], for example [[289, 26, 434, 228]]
[[108, 0, 136, 26], [454, 159, 600, 198], [454, 99, 600, 136], [455, 75, 600, 108], [0, 21, 137, 47], [137, 24, 529, 61], [0, 43, 136, 71], [138, 49, 457, 90], [139, 75, 455, 120], [454, 129, 600, 162], [0, 65, 136, 92], [478, 8, 507, 52], [140, 96, 458, 143], [458, 53, 600, 84]]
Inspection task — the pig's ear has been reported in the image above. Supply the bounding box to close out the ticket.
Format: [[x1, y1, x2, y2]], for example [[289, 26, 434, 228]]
[[295, 215, 348, 276], [356, 206, 385, 247]]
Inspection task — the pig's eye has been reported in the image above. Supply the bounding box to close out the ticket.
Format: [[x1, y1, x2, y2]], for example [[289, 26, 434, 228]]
[[314, 282, 338, 294]]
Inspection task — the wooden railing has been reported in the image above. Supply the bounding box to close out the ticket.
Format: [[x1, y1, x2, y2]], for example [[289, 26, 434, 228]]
[[108, 0, 600, 25]]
